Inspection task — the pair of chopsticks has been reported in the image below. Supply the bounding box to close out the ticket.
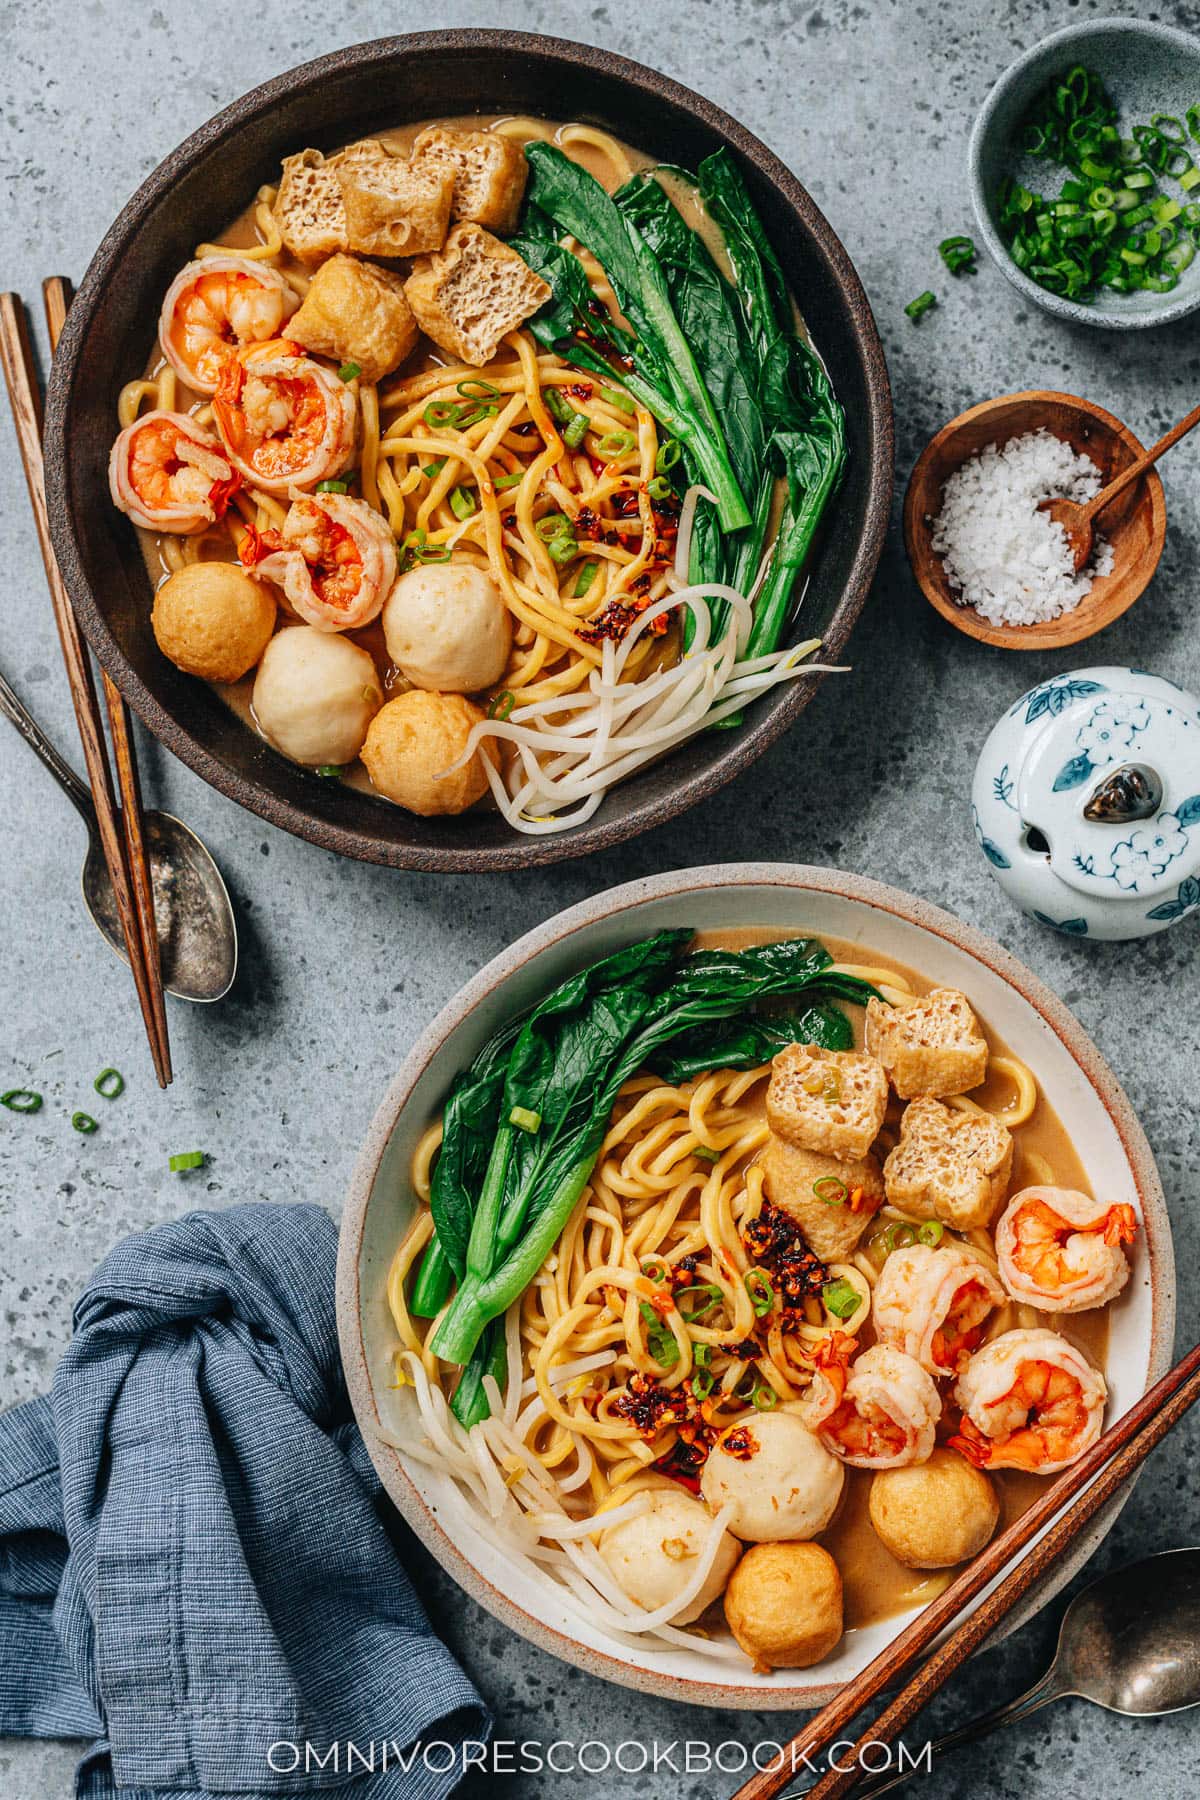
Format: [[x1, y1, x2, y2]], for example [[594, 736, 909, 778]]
[[0, 281, 172, 1087], [732, 1336, 1200, 1800]]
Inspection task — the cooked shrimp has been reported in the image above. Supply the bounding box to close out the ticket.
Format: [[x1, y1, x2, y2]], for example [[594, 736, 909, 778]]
[[109, 410, 240, 535], [213, 342, 356, 495], [802, 1343, 941, 1470], [159, 256, 298, 394], [244, 490, 397, 631], [996, 1187, 1137, 1314], [950, 1327, 1106, 1474], [874, 1243, 1006, 1376]]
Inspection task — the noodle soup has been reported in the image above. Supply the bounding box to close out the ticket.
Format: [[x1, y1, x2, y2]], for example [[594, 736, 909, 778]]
[[110, 116, 845, 836], [383, 927, 1130, 1671]]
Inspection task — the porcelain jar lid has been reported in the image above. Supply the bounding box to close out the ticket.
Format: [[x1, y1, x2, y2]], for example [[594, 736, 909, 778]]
[[1017, 672, 1200, 902]]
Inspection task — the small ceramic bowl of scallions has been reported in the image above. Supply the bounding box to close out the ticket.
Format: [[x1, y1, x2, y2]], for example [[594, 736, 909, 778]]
[[969, 17, 1200, 328]]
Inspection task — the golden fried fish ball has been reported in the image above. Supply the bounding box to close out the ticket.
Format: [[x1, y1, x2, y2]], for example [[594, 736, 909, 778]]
[[598, 1489, 741, 1625], [381, 562, 511, 694], [700, 1413, 844, 1542], [252, 625, 381, 766], [868, 1447, 1000, 1569], [361, 689, 493, 815], [152, 561, 276, 683], [723, 1542, 844, 1672]]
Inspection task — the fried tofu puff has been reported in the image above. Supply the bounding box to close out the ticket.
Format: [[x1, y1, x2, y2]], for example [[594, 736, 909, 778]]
[[286, 254, 419, 385]]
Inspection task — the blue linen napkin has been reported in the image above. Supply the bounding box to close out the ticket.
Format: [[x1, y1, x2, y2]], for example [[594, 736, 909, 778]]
[[0, 1203, 490, 1798]]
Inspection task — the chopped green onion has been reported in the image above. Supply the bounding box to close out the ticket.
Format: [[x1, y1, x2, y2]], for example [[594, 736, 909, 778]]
[[337, 361, 361, 382], [693, 1144, 722, 1164], [822, 1276, 862, 1320], [546, 534, 579, 566], [679, 1283, 723, 1322], [562, 410, 590, 450], [691, 1361, 715, 1399], [646, 475, 672, 502], [509, 1105, 542, 1133], [905, 290, 937, 322], [813, 1175, 848, 1206], [1188, 106, 1200, 144], [573, 560, 599, 599], [457, 378, 500, 399], [449, 486, 477, 520], [595, 383, 636, 414], [400, 529, 452, 566], [315, 478, 350, 494], [655, 437, 682, 473], [751, 1380, 778, 1412], [641, 1258, 668, 1283], [638, 1301, 680, 1369], [422, 458, 446, 478], [487, 690, 515, 721], [597, 429, 636, 458], [423, 399, 464, 430], [693, 1342, 712, 1369], [493, 470, 523, 490], [535, 513, 573, 541], [315, 764, 343, 778], [72, 1111, 98, 1135], [745, 1270, 774, 1318], [1, 1089, 42, 1113], [543, 387, 573, 425], [884, 1222, 917, 1254], [169, 1151, 205, 1173], [917, 1220, 945, 1247], [938, 234, 977, 275], [454, 403, 499, 429], [94, 1067, 125, 1100]]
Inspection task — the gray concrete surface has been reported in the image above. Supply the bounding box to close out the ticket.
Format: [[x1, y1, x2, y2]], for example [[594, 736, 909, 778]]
[[2, 1, 1198, 1794]]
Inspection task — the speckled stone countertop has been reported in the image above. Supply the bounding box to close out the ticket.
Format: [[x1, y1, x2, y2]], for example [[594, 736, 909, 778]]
[[2, 2, 1198, 1795]]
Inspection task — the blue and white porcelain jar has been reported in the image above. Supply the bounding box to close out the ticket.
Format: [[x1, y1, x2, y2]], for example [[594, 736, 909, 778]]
[[972, 667, 1200, 941]]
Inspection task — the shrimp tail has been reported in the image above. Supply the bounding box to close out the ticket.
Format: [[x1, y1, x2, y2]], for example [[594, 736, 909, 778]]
[[946, 1422, 992, 1469], [1103, 1205, 1138, 1248]]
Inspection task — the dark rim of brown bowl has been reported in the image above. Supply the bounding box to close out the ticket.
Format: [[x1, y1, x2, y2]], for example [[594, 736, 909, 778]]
[[44, 30, 894, 873]]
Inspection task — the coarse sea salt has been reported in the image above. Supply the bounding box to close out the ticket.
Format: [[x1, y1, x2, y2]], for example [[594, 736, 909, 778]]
[[930, 428, 1115, 627]]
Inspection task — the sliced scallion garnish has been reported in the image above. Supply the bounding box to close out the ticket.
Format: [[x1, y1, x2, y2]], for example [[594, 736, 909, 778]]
[[337, 361, 361, 382], [169, 1151, 205, 1173], [509, 1105, 542, 1133]]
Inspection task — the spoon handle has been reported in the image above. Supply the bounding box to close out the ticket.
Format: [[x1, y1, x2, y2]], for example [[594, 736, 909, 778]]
[[1085, 398, 1200, 525], [830, 1670, 1063, 1800], [0, 665, 95, 824]]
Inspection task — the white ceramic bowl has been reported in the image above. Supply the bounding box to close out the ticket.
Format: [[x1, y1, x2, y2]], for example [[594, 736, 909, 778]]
[[337, 864, 1174, 1709]]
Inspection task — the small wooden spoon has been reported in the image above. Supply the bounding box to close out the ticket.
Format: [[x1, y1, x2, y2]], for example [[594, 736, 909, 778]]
[[1041, 398, 1200, 572]]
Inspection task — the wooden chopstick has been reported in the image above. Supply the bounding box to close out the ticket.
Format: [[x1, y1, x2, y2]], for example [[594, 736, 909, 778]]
[[731, 1336, 1200, 1800], [41, 276, 172, 1087], [0, 290, 171, 1087]]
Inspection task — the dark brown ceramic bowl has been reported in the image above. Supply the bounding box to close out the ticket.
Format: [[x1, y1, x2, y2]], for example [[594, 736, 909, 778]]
[[45, 30, 893, 872]]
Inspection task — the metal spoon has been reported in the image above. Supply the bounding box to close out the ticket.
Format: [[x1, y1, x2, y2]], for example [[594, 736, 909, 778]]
[[844, 1548, 1200, 1799], [0, 668, 237, 1002], [1039, 399, 1200, 572]]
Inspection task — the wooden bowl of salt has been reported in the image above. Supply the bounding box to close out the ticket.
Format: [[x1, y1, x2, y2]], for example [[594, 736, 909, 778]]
[[904, 391, 1166, 650]]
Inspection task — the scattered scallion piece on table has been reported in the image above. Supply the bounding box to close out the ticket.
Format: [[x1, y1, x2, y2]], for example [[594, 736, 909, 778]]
[[938, 234, 978, 275], [905, 290, 938, 321], [94, 1067, 124, 1099], [1, 1089, 42, 1113], [72, 1111, 98, 1135], [169, 1151, 205, 1173]]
